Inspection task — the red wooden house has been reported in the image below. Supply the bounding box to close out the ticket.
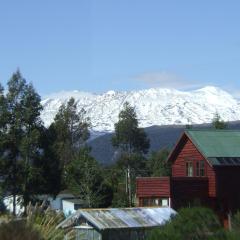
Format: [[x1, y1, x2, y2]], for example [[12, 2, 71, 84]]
[[136, 130, 240, 227]]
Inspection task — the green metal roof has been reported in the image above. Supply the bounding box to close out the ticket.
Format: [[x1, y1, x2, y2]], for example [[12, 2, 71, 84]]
[[185, 130, 240, 166]]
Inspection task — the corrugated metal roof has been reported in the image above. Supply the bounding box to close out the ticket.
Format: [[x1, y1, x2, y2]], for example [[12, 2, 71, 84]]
[[58, 207, 176, 230], [185, 130, 240, 166]]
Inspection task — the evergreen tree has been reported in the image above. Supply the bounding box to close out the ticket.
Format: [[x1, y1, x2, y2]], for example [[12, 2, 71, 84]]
[[111, 102, 150, 206], [31, 126, 62, 196], [19, 83, 44, 207], [65, 147, 112, 208], [112, 102, 149, 154], [212, 113, 227, 129], [147, 149, 171, 177], [49, 98, 90, 190], [50, 98, 90, 170], [0, 70, 45, 214]]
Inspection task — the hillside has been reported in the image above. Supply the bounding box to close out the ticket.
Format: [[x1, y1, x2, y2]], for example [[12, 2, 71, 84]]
[[88, 122, 240, 165]]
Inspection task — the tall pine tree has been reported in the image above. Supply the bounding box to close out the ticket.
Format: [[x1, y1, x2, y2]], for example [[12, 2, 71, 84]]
[[50, 97, 90, 188], [112, 102, 149, 154], [0, 70, 45, 214], [111, 102, 150, 206]]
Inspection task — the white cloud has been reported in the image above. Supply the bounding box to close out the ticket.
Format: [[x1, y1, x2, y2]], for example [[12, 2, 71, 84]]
[[134, 71, 202, 90]]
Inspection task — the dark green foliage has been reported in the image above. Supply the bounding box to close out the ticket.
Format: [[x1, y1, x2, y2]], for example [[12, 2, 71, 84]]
[[111, 190, 129, 208], [149, 207, 223, 240], [186, 124, 193, 129], [149, 208, 240, 240], [50, 98, 90, 191], [34, 127, 62, 196], [0, 187, 6, 213], [112, 102, 150, 154], [116, 152, 147, 174], [111, 102, 150, 207], [212, 113, 227, 129], [0, 220, 41, 240], [111, 153, 148, 207], [103, 165, 128, 207], [232, 211, 240, 233], [147, 149, 171, 177], [0, 70, 63, 214], [50, 97, 90, 167], [0, 70, 46, 213], [65, 147, 112, 207]]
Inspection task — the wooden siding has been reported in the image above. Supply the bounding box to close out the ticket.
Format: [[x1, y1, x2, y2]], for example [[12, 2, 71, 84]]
[[136, 177, 170, 198], [215, 166, 240, 212], [171, 177, 209, 209], [171, 135, 216, 197]]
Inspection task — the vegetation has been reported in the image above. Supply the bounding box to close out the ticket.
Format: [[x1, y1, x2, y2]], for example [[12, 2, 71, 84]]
[[0, 71, 48, 214], [49, 97, 90, 188], [149, 207, 240, 240], [212, 113, 227, 129], [147, 149, 171, 177], [112, 102, 150, 155], [26, 202, 68, 240], [0, 202, 74, 240], [111, 102, 150, 206], [1, 70, 239, 240], [0, 70, 107, 215], [65, 147, 112, 207], [0, 220, 41, 240]]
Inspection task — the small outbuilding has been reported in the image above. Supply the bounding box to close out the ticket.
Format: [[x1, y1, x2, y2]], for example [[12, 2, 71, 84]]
[[62, 198, 85, 216], [58, 207, 176, 240]]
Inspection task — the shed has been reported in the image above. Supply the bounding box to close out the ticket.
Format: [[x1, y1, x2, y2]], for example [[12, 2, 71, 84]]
[[62, 198, 85, 216], [58, 207, 176, 240]]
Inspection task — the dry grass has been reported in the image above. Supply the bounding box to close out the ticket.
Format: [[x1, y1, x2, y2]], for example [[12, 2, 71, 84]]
[[0, 202, 75, 240], [0, 220, 41, 240]]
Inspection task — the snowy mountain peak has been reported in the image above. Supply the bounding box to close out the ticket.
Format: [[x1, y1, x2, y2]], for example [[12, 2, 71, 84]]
[[41, 86, 240, 132], [106, 90, 117, 95]]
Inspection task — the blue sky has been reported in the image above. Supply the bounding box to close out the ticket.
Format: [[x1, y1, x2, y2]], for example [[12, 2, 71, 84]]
[[1, 0, 240, 96]]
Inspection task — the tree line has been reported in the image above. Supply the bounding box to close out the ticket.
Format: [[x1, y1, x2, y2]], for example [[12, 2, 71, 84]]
[[0, 70, 228, 214], [0, 70, 162, 213]]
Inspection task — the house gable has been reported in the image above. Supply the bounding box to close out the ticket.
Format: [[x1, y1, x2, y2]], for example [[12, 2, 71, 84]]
[[168, 132, 216, 197]]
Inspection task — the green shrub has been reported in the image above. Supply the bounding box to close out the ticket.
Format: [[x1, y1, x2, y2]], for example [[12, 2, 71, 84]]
[[0, 202, 73, 240], [149, 207, 223, 240], [0, 220, 41, 240], [232, 211, 240, 232]]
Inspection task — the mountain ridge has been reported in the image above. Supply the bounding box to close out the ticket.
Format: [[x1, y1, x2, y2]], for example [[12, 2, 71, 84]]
[[40, 86, 240, 132]]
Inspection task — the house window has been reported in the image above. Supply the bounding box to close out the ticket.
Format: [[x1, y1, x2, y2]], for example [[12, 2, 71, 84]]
[[152, 198, 169, 207], [196, 160, 205, 177], [161, 199, 169, 207], [196, 161, 199, 176], [143, 198, 149, 206], [142, 198, 169, 207], [186, 162, 193, 177], [200, 160, 205, 176]]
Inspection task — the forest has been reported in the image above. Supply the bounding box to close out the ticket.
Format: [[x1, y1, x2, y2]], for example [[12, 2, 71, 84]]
[[0, 70, 172, 213]]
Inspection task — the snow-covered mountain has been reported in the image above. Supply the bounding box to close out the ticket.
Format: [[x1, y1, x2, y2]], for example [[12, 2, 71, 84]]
[[41, 86, 240, 132]]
